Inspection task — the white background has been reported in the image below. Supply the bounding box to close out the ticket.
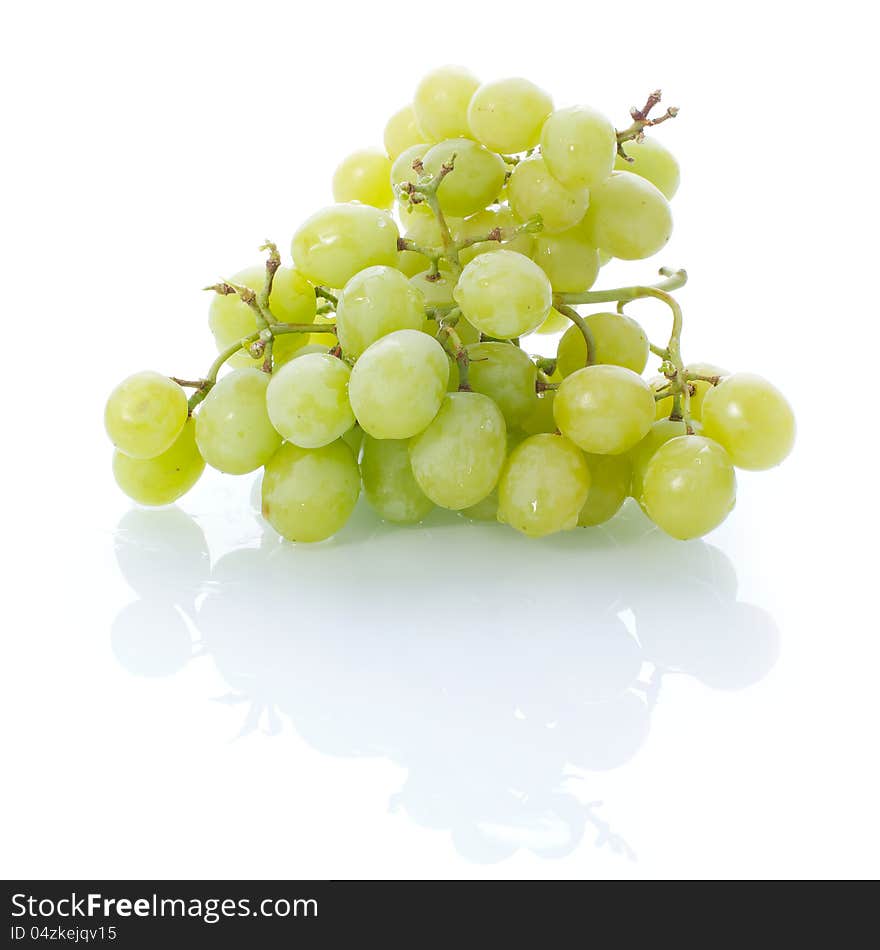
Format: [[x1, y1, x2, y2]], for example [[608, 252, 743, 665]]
[[3, 0, 879, 879]]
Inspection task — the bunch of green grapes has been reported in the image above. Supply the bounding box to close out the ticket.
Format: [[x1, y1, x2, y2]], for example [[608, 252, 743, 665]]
[[104, 70, 795, 544]]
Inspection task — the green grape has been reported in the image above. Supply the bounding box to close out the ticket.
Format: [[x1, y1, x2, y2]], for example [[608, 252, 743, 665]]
[[342, 425, 364, 458], [456, 430, 529, 522], [421, 138, 507, 217], [289, 343, 331, 359], [653, 363, 728, 420], [267, 268, 319, 366], [336, 265, 426, 358], [113, 418, 204, 506], [614, 137, 680, 199], [582, 171, 672, 260], [629, 418, 693, 503], [534, 308, 569, 335], [453, 249, 552, 339], [465, 342, 538, 426], [578, 453, 631, 526], [446, 317, 480, 344], [531, 229, 599, 293], [105, 371, 188, 460], [332, 149, 394, 209], [557, 312, 649, 376], [291, 203, 399, 288], [458, 490, 501, 522], [457, 206, 534, 266], [554, 364, 654, 454], [700, 373, 796, 470], [520, 391, 557, 434], [540, 105, 616, 190], [508, 156, 589, 234], [266, 353, 355, 449], [409, 391, 506, 509], [195, 368, 281, 474], [497, 433, 590, 537], [642, 435, 737, 540], [410, 267, 457, 309], [209, 265, 314, 369], [390, 143, 430, 192], [467, 77, 553, 153], [403, 210, 443, 245], [598, 249, 612, 267], [261, 439, 360, 543], [360, 436, 434, 524], [269, 266, 319, 323], [398, 248, 431, 277], [396, 198, 435, 225], [384, 104, 425, 160], [207, 266, 266, 358], [413, 66, 480, 141], [402, 208, 465, 252], [348, 329, 449, 439]]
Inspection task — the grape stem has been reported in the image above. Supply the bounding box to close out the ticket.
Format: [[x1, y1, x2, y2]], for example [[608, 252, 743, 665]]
[[556, 267, 687, 307], [257, 241, 280, 373], [555, 303, 596, 366], [426, 201, 459, 273], [257, 241, 280, 313], [400, 215, 545, 287], [615, 89, 679, 161], [272, 323, 334, 336], [397, 156, 462, 272], [397, 236, 443, 275], [205, 281, 268, 330], [423, 304, 457, 322], [684, 371, 722, 385], [456, 215, 544, 251], [398, 161, 544, 279], [534, 356, 557, 376], [202, 244, 343, 387], [183, 321, 334, 413], [436, 308, 471, 391], [558, 267, 697, 431], [315, 286, 338, 307]]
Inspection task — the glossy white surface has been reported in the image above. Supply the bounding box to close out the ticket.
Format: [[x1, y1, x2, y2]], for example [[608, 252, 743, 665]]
[[3, 0, 879, 879]]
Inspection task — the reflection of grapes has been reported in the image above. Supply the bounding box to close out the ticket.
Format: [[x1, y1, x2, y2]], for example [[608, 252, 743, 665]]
[[111, 602, 192, 677], [501, 614, 641, 720], [691, 603, 780, 690], [114, 507, 209, 603], [111, 508, 779, 865], [450, 824, 520, 865], [562, 693, 651, 771]]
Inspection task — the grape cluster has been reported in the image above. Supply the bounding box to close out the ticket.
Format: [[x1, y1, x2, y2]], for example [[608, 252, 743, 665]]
[[105, 68, 795, 543]]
